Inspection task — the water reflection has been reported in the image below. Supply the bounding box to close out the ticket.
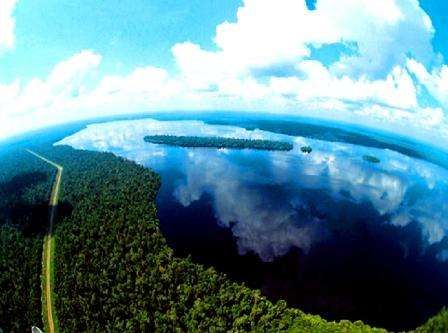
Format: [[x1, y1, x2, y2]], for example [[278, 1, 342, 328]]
[[58, 118, 448, 262], [58, 118, 448, 329], [173, 150, 329, 261]]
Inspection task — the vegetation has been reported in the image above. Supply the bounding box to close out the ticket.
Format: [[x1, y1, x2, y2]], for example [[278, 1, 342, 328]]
[[1, 141, 447, 332], [363, 155, 381, 163], [43, 231, 60, 333], [28, 151, 63, 333], [144, 135, 294, 151], [40, 145, 384, 332], [414, 308, 448, 333], [0, 226, 44, 332], [0, 149, 55, 332], [301, 146, 313, 154]]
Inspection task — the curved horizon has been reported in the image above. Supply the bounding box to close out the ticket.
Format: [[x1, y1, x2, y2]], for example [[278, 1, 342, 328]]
[[1, 0, 448, 146]]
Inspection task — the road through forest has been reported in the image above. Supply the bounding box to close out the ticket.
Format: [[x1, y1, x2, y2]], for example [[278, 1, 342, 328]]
[[27, 149, 63, 333]]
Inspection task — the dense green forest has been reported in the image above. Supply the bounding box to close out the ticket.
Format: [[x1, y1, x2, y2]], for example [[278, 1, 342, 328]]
[[0, 140, 447, 332], [45, 146, 383, 332], [0, 149, 55, 331], [144, 135, 294, 151]]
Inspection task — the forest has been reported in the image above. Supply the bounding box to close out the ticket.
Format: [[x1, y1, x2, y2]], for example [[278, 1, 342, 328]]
[[0, 149, 55, 331], [144, 135, 294, 151], [0, 138, 447, 332]]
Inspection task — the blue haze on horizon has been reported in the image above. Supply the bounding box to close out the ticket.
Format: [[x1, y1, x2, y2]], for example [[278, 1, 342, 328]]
[[1, 0, 448, 146]]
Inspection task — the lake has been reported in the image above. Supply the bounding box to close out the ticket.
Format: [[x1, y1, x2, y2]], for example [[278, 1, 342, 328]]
[[58, 116, 448, 331]]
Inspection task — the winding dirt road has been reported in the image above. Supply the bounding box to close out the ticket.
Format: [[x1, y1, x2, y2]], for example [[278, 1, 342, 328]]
[[27, 150, 62, 333]]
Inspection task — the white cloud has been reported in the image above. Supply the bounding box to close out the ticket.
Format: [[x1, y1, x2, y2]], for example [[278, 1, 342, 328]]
[[59, 118, 448, 259], [92, 66, 175, 103], [46, 50, 102, 92], [407, 59, 448, 107], [166, 0, 444, 143], [1, 0, 448, 146], [322, 0, 434, 77], [173, 0, 434, 80], [0, 0, 18, 52], [0, 50, 101, 139], [268, 61, 417, 109]]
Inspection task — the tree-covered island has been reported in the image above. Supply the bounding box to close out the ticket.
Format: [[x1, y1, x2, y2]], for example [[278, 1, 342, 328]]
[[301, 146, 313, 154], [363, 155, 381, 163], [144, 135, 293, 151]]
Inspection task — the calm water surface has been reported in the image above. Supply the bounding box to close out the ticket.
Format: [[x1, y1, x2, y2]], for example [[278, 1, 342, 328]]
[[58, 118, 448, 330]]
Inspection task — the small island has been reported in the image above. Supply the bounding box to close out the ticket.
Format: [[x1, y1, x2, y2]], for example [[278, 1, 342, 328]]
[[363, 155, 381, 163], [301, 146, 312, 154], [144, 135, 293, 151]]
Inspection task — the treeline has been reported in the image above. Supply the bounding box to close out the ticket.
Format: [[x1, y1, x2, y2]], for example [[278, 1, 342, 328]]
[[0, 149, 55, 332], [144, 135, 294, 151], [1, 142, 447, 331], [41, 145, 384, 332]]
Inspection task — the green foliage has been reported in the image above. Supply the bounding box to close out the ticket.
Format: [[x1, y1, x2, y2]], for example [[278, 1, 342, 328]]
[[0, 150, 54, 235], [144, 135, 294, 151], [414, 308, 448, 333], [0, 227, 43, 332], [42, 146, 382, 332], [1, 144, 447, 332], [300, 146, 312, 154], [0, 149, 55, 332], [363, 155, 381, 164]]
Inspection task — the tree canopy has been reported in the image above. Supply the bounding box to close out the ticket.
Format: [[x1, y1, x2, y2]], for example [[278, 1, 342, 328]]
[[144, 135, 294, 151], [0, 142, 447, 332]]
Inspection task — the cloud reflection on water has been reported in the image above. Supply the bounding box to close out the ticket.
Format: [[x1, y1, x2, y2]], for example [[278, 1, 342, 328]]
[[57, 118, 448, 262]]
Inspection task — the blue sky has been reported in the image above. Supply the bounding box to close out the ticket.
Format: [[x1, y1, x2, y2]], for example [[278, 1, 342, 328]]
[[1, 0, 448, 145], [0, 0, 242, 82], [420, 1, 448, 57], [2, 0, 447, 81]]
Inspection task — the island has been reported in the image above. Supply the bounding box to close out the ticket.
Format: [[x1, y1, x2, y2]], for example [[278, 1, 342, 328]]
[[144, 135, 293, 151], [2, 133, 447, 332], [301, 146, 312, 154], [363, 155, 381, 163]]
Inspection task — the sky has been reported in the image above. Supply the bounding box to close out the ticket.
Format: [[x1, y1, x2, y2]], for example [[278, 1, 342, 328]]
[[1, 0, 448, 146]]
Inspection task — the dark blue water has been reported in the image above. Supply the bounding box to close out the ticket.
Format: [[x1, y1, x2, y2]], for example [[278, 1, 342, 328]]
[[59, 117, 448, 331], [154, 148, 448, 331]]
